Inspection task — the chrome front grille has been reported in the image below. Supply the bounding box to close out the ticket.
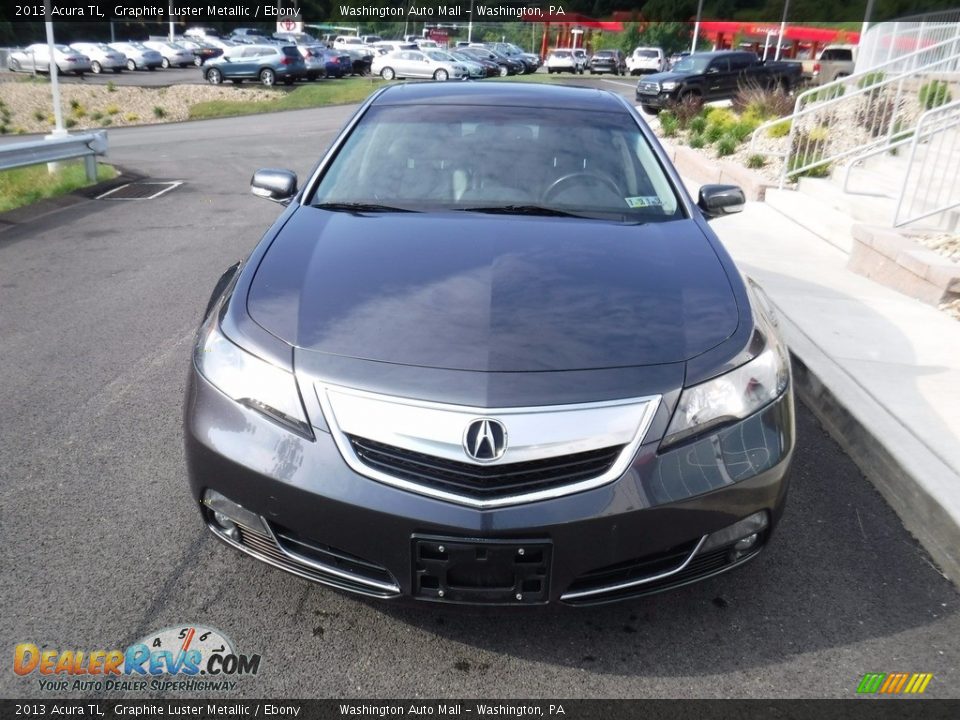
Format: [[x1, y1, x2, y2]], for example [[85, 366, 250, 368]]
[[309, 382, 662, 508], [638, 81, 660, 95], [349, 435, 624, 499]]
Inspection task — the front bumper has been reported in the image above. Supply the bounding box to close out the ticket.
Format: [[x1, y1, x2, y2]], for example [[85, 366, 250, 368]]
[[635, 90, 674, 107], [185, 368, 793, 606]]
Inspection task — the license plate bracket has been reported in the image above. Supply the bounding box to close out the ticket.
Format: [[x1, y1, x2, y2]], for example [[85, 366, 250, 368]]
[[412, 535, 551, 604]]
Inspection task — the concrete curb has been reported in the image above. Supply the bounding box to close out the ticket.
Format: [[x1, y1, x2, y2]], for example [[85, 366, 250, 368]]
[[660, 139, 776, 200], [777, 307, 960, 587]]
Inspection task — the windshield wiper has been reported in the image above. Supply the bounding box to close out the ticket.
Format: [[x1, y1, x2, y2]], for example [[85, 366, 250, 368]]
[[459, 204, 588, 218], [311, 202, 418, 214]]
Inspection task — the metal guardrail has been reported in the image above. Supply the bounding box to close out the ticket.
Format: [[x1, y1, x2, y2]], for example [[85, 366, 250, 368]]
[[0, 131, 109, 181], [749, 36, 960, 187], [893, 98, 960, 228], [856, 13, 960, 75]]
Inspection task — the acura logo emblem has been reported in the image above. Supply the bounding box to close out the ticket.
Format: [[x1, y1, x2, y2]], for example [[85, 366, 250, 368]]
[[463, 418, 507, 462]]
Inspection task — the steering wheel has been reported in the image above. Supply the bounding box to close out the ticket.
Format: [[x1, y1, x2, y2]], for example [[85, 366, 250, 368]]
[[542, 171, 622, 203]]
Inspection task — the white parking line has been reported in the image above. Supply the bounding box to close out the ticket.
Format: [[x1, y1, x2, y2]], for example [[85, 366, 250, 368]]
[[601, 79, 637, 89]]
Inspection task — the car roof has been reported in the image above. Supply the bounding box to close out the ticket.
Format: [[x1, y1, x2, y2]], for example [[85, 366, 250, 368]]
[[372, 81, 626, 112]]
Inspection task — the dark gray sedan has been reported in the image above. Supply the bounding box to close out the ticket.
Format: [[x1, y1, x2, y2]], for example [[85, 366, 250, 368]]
[[185, 82, 794, 607]]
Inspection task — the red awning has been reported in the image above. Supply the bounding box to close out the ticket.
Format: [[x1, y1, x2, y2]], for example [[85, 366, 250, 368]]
[[698, 21, 859, 44], [522, 11, 624, 31]]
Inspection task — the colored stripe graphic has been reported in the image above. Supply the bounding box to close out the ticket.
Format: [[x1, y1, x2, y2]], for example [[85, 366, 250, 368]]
[[857, 673, 932, 694]]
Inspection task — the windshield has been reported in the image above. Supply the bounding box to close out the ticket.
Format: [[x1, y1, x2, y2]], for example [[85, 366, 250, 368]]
[[426, 50, 453, 62], [309, 104, 682, 222], [672, 56, 711, 73]]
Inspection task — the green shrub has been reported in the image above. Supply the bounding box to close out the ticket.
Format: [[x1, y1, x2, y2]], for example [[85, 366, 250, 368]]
[[666, 94, 703, 129], [746, 154, 766, 169], [152, 106, 167, 119], [688, 133, 705, 149], [69, 98, 81, 110], [64, 117, 77, 128], [106, 81, 117, 93], [788, 152, 831, 178], [767, 120, 791, 138], [89, 111, 103, 121], [689, 116, 707, 134], [705, 122, 726, 143], [716, 134, 737, 157], [100, 117, 112, 127], [730, 118, 759, 143], [105, 105, 120, 115], [918, 80, 952, 110], [659, 111, 679, 137], [0, 124, 7, 135], [124, 113, 139, 122], [857, 71, 886, 89], [807, 84, 846, 103], [33, 109, 46, 122], [733, 80, 795, 119]]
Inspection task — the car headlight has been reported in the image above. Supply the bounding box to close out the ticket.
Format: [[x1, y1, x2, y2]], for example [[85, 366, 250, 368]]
[[660, 81, 678, 91], [194, 311, 312, 438], [663, 290, 790, 446]]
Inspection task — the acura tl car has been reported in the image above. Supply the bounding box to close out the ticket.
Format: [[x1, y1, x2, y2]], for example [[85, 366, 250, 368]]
[[185, 82, 794, 607]]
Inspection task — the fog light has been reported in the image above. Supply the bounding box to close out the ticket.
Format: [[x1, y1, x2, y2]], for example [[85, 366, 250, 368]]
[[701, 511, 769, 553], [202, 489, 265, 539]]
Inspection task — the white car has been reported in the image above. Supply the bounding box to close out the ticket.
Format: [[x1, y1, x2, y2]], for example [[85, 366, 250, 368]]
[[627, 47, 666, 75], [372, 49, 468, 81], [8, 43, 90, 75], [143, 41, 195, 68], [109, 42, 163, 71], [333, 36, 366, 51], [69, 42, 126, 74], [432, 49, 484, 79], [545, 49, 579, 74]]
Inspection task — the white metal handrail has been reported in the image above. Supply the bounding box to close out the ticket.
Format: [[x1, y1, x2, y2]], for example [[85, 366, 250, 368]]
[[0, 131, 109, 181], [856, 13, 960, 75], [893, 98, 960, 227], [748, 36, 960, 187]]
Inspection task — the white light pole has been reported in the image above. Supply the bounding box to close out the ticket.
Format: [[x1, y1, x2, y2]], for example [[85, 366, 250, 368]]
[[44, 0, 66, 140], [775, 0, 790, 60], [168, 2, 175, 41], [468, 0, 474, 43], [691, 0, 704, 53]]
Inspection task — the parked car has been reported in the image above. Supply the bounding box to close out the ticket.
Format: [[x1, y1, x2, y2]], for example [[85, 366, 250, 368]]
[[186, 81, 794, 607], [588, 49, 627, 75], [545, 49, 580, 74], [230, 28, 269, 41], [636, 50, 803, 114], [301, 45, 329, 80], [110, 42, 163, 71], [372, 49, 468, 81], [333, 36, 366, 51], [143, 41, 195, 68], [572, 48, 589, 73], [809, 44, 858, 84], [372, 41, 418, 56], [177, 38, 224, 66], [627, 47, 667, 75], [184, 27, 220, 40], [460, 46, 521, 76], [360, 35, 383, 45], [69, 42, 125, 74], [668, 51, 690, 69], [273, 32, 319, 47], [341, 47, 375, 75], [434, 49, 484, 79], [203, 44, 306, 86], [8, 44, 90, 75], [486, 42, 540, 73], [449, 50, 494, 78]]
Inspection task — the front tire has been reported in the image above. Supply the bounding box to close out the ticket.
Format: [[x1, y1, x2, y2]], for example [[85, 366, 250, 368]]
[[194, 56, 203, 67], [433, 69, 448, 81], [126, 59, 137, 71], [259, 68, 276, 86], [380, 67, 395, 80], [499, 65, 508, 77], [161, 57, 170, 69], [91, 61, 102, 74], [640, 105, 661, 116], [206, 68, 223, 85]]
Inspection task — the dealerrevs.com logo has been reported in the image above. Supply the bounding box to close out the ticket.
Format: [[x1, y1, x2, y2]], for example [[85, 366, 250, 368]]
[[13, 625, 261, 693]]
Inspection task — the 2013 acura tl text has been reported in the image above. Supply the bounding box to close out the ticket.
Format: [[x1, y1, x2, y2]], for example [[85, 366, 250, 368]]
[[184, 82, 795, 606]]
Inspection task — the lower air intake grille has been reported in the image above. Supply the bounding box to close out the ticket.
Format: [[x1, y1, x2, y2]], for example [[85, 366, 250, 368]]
[[348, 435, 624, 499]]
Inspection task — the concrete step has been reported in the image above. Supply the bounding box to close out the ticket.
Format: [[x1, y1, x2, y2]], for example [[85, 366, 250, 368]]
[[800, 176, 897, 224], [764, 188, 856, 254]]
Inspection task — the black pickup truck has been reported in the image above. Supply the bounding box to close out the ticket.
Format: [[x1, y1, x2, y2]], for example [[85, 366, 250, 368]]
[[635, 50, 802, 114]]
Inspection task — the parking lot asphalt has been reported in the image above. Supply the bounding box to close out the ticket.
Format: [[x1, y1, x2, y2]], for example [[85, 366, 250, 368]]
[[1, 89, 959, 699]]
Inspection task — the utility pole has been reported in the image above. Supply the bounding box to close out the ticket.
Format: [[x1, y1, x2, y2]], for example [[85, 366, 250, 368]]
[[775, 0, 790, 61], [44, 0, 66, 139], [691, 0, 704, 53]]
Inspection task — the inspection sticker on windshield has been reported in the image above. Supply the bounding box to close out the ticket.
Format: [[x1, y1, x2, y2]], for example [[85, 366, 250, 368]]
[[625, 196, 663, 208]]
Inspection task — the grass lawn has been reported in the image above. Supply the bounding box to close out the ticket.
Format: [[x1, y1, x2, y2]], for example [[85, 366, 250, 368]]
[[188, 78, 386, 120], [187, 74, 580, 120], [0, 161, 117, 213]]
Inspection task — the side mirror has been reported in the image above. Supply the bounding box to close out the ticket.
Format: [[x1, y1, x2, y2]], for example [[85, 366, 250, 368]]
[[251, 168, 297, 203], [706, 66, 719, 74], [698, 184, 745, 219]]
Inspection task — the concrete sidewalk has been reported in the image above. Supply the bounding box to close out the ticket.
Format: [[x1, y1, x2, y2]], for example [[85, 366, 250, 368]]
[[705, 198, 960, 586]]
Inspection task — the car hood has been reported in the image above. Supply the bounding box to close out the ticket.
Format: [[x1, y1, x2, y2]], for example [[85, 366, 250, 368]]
[[247, 208, 740, 372], [643, 71, 690, 83]]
